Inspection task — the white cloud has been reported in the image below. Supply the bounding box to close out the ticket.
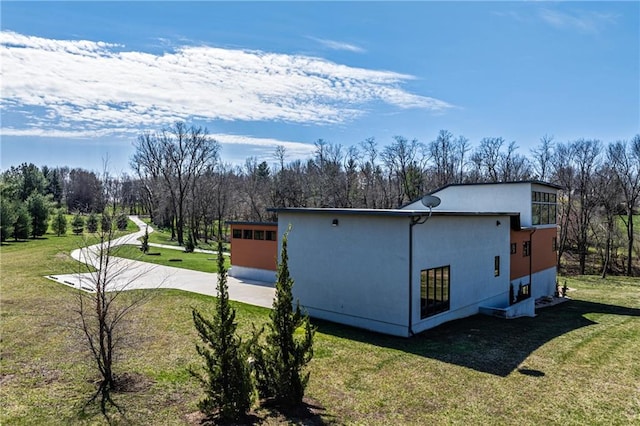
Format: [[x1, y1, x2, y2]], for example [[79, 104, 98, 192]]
[[309, 37, 366, 53], [538, 8, 618, 34], [0, 31, 451, 138]]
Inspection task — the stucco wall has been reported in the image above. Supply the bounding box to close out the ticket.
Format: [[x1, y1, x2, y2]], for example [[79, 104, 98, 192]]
[[511, 267, 557, 300], [279, 212, 411, 337], [411, 214, 512, 333], [229, 223, 278, 271]]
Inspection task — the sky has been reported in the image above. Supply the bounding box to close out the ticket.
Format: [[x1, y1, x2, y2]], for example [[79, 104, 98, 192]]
[[1, 1, 638, 174]]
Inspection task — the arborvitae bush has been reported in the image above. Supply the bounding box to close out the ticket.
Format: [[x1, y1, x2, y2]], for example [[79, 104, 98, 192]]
[[251, 228, 314, 407], [190, 232, 253, 422]]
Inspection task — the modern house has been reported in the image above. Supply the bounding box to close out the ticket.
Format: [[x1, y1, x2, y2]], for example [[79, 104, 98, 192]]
[[230, 181, 560, 337]]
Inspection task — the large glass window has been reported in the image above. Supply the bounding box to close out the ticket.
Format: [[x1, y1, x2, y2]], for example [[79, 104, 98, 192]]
[[420, 265, 450, 319], [532, 191, 557, 225]]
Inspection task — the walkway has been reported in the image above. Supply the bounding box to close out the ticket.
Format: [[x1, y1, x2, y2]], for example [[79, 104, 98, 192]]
[[46, 216, 275, 309]]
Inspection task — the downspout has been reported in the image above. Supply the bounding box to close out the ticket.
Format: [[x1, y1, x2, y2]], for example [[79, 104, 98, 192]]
[[529, 228, 537, 293], [408, 214, 429, 337]]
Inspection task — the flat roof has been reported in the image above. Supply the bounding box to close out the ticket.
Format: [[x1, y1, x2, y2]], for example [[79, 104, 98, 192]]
[[268, 207, 519, 218], [431, 180, 562, 194], [226, 221, 278, 226]]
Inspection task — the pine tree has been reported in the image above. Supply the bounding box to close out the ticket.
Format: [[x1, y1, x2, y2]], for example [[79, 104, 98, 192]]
[[140, 225, 149, 253], [116, 211, 128, 231], [27, 192, 50, 238], [251, 227, 314, 407], [72, 214, 85, 235], [190, 226, 253, 422], [0, 198, 16, 242], [86, 212, 99, 233], [52, 209, 68, 236], [12, 202, 31, 241]]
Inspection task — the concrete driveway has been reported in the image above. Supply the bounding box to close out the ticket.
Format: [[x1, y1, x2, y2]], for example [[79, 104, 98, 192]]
[[46, 216, 276, 309]]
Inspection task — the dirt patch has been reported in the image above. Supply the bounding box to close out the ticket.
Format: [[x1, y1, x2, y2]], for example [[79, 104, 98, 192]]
[[0, 373, 16, 386], [113, 372, 155, 393], [184, 397, 329, 425]]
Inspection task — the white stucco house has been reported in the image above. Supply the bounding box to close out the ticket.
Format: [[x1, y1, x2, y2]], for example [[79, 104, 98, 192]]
[[262, 181, 560, 337]]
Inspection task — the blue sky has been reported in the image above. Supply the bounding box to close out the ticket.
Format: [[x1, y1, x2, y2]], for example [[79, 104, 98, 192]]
[[1, 1, 638, 174]]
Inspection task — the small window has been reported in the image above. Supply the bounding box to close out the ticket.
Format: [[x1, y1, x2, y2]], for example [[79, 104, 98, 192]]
[[523, 241, 531, 257], [265, 230, 277, 241], [494, 256, 500, 277], [552, 237, 557, 252], [510, 243, 517, 255], [232, 229, 242, 239], [254, 230, 265, 240], [243, 229, 253, 239]]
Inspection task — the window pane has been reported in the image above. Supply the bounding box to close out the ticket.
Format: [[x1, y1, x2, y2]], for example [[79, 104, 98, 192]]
[[243, 229, 253, 239], [254, 230, 265, 240], [541, 204, 549, 224], [232, 229, 242, 239], [266, 231, 276, 241], [549, 205, 557, 224], [550, 194, 557, 203], [532, 204, 541, 225]]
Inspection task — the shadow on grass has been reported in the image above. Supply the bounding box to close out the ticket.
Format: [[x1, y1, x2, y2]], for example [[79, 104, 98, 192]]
[[314, 299, 640, 377]]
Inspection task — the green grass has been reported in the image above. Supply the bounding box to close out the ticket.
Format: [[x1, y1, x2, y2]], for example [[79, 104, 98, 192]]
[[139, 217, 230, 251], [113, 244, 230, 273], [1, 231, 639, 425]]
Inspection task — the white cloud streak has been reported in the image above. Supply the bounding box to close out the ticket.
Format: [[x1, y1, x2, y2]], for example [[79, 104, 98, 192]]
[[0, 31, 451, 138], [538, 8, 618, 34], [309, 37, 366, 53]]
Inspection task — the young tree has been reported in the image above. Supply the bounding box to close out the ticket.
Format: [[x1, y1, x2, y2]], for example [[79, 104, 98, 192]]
[[72, 214, 85, 235], [140, 225, 149, 253], [75, 215, 152, 418], [26, 191, 50, 238], [116, 211, 128, 231], [190, 223, 253, 422], [52, 209, 68, 236], [86, 212, 99, 233], [251, 228, 314, 407]]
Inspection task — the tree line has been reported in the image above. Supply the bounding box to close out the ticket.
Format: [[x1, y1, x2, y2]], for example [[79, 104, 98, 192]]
[[1, 123, 638, 276]]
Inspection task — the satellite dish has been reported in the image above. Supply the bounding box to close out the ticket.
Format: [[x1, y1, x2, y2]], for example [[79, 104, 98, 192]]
[[421, 195, 441, 209]]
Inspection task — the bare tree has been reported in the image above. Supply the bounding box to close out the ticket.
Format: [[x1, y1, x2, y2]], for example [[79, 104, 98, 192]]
[[572, 139, 602, 274], [132, 122, 219, 246], [73, 189, 156, 418], [531, 135, 555, 181], [608, 136, 640, 276]]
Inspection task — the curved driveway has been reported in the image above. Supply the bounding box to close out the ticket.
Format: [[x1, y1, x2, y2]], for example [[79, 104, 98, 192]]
[[46, 216, 275, 309]]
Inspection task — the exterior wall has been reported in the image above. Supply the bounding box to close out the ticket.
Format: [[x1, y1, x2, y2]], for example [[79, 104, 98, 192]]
[[229, 223, 277, 275], [278, 212, 411, 337], [511, 267, 557, 300], [228, 265, 277, 283], [411, 215, 512, 334], [406, 183, 533, 225], [510, 227, 558, 299]]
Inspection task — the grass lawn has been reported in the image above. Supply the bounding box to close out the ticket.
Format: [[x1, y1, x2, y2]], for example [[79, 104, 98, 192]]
[[139, 216, 230, 251], [1, 231, 639, 424], [113, 244, 230, 273]]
